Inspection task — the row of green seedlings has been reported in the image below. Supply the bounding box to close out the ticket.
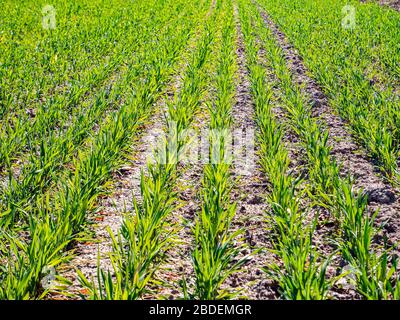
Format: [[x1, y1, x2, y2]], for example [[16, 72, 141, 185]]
[[238, 1, 330, 299], [0, 0, 196, 230], [0, 0, 140, 162], [256, 0, 400, 184], [0, 0, 154, 121], [76, 6, 218, 300], [183, 1, 247, 300], [248, 0, 400, 299], [0, 0, 179, 171], [0, 0, 210, 300]]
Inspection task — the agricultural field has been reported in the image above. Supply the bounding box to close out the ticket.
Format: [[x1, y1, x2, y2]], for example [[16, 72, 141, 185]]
[[0, 0, 400, 301]]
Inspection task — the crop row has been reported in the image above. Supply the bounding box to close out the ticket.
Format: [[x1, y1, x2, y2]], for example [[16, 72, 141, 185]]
[[77, 0, 219, 300], [0, 0, 184, 172], [1, 0, 400, 301], [0, 0, 196, 230], [256, 0, 400, 183], [240, 0, 400, 299], [189, 0, 247, 300], [0, 0, 211, 299]]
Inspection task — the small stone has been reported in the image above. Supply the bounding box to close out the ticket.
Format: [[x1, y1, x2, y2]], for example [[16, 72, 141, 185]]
[[231, 279, 238, 287], [384, 222, 397, 233], [248, 195, 264, 205], [365, 188, 396, 204]]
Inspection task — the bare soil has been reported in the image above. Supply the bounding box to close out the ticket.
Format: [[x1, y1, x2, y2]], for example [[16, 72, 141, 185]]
[[361, 0, 400, 12]]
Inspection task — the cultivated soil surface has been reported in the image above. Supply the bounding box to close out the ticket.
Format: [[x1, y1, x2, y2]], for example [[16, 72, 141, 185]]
[[48, 0, 400, 300]]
